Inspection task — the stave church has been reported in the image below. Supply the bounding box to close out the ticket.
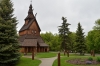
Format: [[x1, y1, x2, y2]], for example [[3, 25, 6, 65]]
[[19, 4, 49, 54]]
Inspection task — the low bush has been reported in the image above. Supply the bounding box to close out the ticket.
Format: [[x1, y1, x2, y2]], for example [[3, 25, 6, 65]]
[[88, 57, 93, 61], [97, 57, 100, 62]]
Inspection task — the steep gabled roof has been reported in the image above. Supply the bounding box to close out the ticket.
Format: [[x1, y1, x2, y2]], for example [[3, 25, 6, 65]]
[[19, 19, 34, 32], [19, 4, 41, 32]]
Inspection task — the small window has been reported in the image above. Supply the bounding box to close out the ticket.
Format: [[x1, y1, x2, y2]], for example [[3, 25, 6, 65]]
[[32, 30, 34, 33], [35, 31, 36, 33]]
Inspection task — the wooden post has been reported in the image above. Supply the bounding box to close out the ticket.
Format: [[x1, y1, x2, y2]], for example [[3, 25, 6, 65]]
[[39, 47, 40, 52], [26, 47, 28, 55], [32, 51, 34, 60], [67, 50, 69, 57], [58, 52, 60, 66], [64, 50, 65, 56], [43, 48, 45, 52], [24, 47, 27, 55], [91, 50, 93, 56]]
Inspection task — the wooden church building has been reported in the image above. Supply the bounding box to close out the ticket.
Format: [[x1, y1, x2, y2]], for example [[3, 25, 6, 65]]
[[19, 4, 49, 54]]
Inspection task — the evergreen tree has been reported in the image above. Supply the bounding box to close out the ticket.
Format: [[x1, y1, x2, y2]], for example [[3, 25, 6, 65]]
[[75, 22, 86, 55], [0, 0, 20, 66], [58, 17, 71, 56]]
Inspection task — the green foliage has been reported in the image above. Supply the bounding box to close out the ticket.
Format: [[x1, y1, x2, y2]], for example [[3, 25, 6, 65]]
[[75, 22, 86, 55], [93, 19, 100, 30], [86, 19, 100, 53], [86, 30, 100, 53], [88, 57, 93, 61], [69, 32, 76, 52], [16, 57, 41, 66], [0, 0, 20, 65], [58, 17, 71, 50], [96, 57, 100, 62], [41, 32, 61, 51]]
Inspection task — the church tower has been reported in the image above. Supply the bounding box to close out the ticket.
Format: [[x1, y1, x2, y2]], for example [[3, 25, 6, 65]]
[[19, 4, 41, 36]]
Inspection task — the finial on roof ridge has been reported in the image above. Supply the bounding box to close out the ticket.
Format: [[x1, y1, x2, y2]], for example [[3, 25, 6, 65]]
[[30, 0, 32, 5]]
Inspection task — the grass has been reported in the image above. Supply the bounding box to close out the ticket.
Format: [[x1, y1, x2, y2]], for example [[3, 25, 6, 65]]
[[60, 53, 90, 56], [21, 52, 57, 58], [53, 54, 100, 66], [16, 57, 41, 66], [36, 52, 57, 58]]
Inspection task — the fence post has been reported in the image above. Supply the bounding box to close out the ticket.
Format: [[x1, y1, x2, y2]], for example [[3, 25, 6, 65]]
[[32, 51, 34, 60], [58, 52, 60, 66]]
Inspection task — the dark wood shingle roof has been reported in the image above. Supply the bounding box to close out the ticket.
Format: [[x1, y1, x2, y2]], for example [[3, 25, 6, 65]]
[[39, 43, 49, 47], [19, 34, 49, 47], [21, 39, 37, 47], [19, 19, 34, 32]]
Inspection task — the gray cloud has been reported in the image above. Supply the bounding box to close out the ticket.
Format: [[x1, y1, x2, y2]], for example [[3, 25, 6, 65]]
[[12, 0, 100, 35]]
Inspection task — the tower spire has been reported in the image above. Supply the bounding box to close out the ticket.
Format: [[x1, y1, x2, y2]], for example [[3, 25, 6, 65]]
[[31, 0, 32, 4], [28, 0, 33, 14], [25, 0, 35, 20]]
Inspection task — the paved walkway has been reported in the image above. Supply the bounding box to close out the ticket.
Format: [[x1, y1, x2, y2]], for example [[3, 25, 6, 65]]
[[23, 55, 57, 66], [39, 57, 57, 66]]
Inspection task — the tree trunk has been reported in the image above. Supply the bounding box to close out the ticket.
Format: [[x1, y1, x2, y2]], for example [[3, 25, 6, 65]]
[[64, 50, 65, 56], [92, 50, 95, 57], [91, 50, 93, 56], [80, 51, 82, 55], [66, 50, 69, 57]]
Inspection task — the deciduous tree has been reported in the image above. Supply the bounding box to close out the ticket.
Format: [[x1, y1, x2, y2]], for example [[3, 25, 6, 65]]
[[86, 19, 100, 57], [41, 32, 61, 51], [69, 32, 76, 53]]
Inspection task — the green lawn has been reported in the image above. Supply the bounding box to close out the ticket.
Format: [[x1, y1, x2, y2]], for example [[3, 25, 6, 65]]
[[21, 52, 57, 58], [16, 57, 41, 66], [36, 52, 57, 58], [53, 55, 100, 66]]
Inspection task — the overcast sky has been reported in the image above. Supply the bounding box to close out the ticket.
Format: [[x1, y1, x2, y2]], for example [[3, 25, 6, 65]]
[[12, 0, 100, 35]]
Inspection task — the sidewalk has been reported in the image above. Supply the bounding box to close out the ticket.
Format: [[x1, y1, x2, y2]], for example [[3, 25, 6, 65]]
[[39, 57, 57, 66]]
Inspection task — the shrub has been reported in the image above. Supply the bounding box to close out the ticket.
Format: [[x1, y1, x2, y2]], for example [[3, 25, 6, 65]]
[[97, 57, 100, 62], [88, 57, 93, 61]]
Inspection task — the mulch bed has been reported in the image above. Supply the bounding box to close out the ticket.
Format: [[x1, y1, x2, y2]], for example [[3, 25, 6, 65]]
[[67, 58, 100, 65]]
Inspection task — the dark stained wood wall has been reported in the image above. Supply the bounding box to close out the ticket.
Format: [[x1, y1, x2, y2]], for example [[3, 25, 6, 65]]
[[19, 21, 40, 36]]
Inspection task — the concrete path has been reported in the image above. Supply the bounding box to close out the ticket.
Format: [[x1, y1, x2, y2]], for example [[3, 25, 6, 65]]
[[39, 57, 57, 66]]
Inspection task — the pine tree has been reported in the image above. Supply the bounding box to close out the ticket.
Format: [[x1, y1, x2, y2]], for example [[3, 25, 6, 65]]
[[58, 17, 71, 56], [75, 22, 86, 55], [0, 0, 20, 66]]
